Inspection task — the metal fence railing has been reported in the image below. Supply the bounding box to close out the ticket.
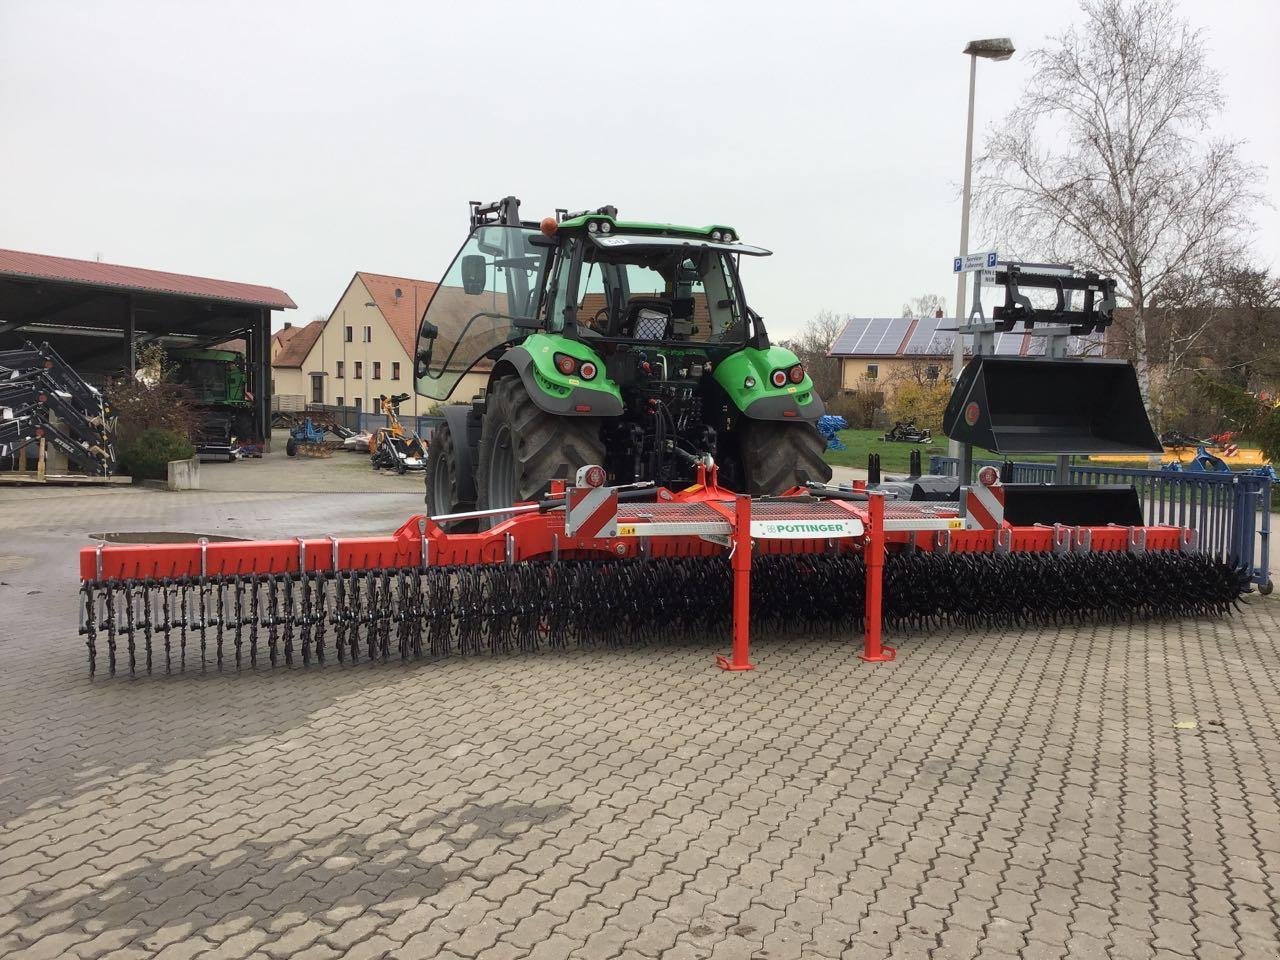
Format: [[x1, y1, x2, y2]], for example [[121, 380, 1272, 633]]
[[930, 456, 1274, 592]]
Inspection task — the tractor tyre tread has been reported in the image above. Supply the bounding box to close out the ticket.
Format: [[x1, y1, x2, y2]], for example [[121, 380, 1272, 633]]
[[476, 377, 605, 510], [424, 416, 472, 513], [739, 419, 833, 495]]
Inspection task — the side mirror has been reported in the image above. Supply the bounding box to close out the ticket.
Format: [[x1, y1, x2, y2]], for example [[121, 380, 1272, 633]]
[[461, 255, 488, 295]]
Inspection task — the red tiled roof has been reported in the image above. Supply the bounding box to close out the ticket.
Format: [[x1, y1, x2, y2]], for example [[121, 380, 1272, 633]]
[[272, 320, 324, 368], [272, 325, 303, 349], [0, 248, 296, 310], [357, 271, 438, 356]]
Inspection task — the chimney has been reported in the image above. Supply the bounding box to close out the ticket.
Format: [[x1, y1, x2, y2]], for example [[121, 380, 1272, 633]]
[[935, 308, 943, 318], [283, 321, 292, 328]]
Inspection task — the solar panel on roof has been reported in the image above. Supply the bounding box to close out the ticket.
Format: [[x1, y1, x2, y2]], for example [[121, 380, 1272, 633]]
[[852, 317, 893, 353], [866, 318, 912, 355], [904, 316, 952, 354], [829, 318, 872, 355], [984, 332, 1015, 355]]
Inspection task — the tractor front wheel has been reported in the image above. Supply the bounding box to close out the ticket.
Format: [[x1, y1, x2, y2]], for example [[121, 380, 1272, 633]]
[[476, 377, 604, 519], [739, 419, 833, 495]]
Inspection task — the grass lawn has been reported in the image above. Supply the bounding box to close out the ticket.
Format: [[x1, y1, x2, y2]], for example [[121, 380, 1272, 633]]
[[822, 428, 1058, 473]]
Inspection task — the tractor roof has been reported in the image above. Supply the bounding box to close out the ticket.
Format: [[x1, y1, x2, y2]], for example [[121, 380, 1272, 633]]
[[556, 213, 738, 241]]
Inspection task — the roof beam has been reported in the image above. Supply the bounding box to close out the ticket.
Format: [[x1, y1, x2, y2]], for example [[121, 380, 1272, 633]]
[[0, 290, 109, 334]]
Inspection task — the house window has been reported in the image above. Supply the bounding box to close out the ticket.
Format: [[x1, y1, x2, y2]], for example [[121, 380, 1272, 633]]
[[310, 374, 324, 404], [391, 362, 401, 381], [345, 326, 353, 343], [925, 364, 940, 381], [336, 361, 344, 378], [355, 396, 362, 414], [354, 362, 363, 379], [337, 395, 344, 407], [866, 364, 879, 379], [363, 326, 372, 343], [372, 362, 381, 380]]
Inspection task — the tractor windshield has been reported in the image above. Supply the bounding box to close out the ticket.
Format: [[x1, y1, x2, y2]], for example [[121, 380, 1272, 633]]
[[565, 235, 768, 344], [414, 224, 549, 401]]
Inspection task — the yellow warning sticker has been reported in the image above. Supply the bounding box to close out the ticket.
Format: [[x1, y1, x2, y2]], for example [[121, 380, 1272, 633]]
[[618, 525, 637, 536], [948, 519, 964, 528]]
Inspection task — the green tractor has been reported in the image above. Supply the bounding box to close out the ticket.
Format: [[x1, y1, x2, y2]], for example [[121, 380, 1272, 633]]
[[417, 196, 831, 517], [171, 347, 254, 457]]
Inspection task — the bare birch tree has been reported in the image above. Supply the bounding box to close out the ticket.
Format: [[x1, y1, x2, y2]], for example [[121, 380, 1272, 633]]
[[973, 0, 1263, 413], [901, 294, 946, 318]]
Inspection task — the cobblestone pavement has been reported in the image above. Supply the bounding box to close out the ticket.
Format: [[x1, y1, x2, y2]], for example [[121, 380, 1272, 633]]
[[1, 486, 1278, 959]]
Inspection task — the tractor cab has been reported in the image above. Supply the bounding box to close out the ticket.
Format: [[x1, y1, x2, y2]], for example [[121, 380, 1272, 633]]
[[413, 202, 773, 399], [415, 196, 830, 520]]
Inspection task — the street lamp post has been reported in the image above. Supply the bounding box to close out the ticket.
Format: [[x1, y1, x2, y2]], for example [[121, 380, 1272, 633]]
[[949, 37, 1014, 459]]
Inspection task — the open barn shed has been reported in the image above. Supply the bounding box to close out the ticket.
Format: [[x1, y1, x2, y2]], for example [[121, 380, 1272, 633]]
[[0, 249, 295, 443]]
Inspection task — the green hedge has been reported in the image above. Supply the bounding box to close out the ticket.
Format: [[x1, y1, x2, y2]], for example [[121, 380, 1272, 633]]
[[118, 427, 195, 481]]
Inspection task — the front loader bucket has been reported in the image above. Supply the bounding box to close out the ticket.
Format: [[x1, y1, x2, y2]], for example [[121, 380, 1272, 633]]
[[943, 356, 1161, 455]]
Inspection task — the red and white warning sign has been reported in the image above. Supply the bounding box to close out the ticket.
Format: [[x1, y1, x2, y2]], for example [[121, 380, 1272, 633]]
[[965, 475, 1006, 530], [565, 485, 619, 538]]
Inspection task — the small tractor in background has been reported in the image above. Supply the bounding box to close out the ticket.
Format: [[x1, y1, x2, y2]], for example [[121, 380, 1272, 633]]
[[416, 197, 831, 521]]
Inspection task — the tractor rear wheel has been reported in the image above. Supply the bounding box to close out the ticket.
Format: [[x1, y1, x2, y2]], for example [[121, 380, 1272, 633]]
[[476, 377, 604, 518], [424, 417, 472, 514], [739, 419, 833, 495]]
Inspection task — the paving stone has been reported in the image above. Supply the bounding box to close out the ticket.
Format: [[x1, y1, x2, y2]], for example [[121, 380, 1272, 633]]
[[0, 486, 1277, 960]]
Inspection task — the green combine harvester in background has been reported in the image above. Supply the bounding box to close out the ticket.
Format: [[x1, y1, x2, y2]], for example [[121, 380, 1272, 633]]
[[416, 196, 832, 520], [172, 347, 254, 460]]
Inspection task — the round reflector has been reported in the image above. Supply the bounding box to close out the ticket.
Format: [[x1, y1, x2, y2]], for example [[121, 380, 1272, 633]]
[[576, 464, 606, 488], [579, 361, 597, 380], [978, 466, 1000, 487], [770, 369, 787, 388]]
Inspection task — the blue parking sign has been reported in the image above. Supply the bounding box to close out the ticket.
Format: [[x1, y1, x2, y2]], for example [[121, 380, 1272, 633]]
[[953, 257, 963, 273], [986, 251, 998, 268]]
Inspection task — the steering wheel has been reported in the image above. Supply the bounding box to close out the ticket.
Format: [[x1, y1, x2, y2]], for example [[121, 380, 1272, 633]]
[[592, 306, 611, 331]]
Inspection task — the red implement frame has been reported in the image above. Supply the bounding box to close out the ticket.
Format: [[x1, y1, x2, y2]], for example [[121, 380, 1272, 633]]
[[80, 464, 1198, 670], [859, 492, 894, 663]]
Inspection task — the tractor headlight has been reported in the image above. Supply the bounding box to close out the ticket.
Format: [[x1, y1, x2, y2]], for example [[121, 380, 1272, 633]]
[[722, 230, 735, 242], [744, 376, 756, 389], [710, 230, 723, 242], [587, 221, 599, 233], [599, 221, 612, 234]]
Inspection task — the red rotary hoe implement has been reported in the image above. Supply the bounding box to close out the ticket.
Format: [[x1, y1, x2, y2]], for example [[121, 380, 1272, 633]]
[[78, 464, 1247, 677]]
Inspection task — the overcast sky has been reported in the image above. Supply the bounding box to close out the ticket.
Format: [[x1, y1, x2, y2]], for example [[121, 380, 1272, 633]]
[[2, 0, 1276, 339]]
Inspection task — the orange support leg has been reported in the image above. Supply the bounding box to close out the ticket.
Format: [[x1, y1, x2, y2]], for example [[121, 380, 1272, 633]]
[[860, 490, 896, 663], [717, 494, 756, 672]]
